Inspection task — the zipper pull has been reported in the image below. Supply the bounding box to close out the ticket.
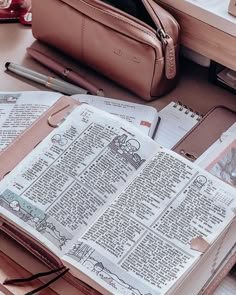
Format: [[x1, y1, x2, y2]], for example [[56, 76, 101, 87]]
[[157, 29, 176, 80]]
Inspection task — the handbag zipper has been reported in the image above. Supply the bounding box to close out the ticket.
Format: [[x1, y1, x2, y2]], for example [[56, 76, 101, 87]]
[[157, 28, 177, 79], [79, 0, 176, 79], [143, 0, 177, 79], [82, 0, 161, 44]]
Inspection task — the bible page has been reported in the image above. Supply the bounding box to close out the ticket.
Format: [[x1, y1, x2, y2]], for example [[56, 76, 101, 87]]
[[0, 91, 62, 151], [63, 148, 236, 295], [0, 104, 158, 257]]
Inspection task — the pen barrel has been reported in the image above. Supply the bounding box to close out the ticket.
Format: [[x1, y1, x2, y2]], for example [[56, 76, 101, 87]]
[[49, 77, 88, 95], [8, 63, 49, 82], [51, 82, 88, 95], [6, 62, 88, 95], [26, 48, 103, 96], [8, 66, 48, 87], [66, 71, 100, 95]]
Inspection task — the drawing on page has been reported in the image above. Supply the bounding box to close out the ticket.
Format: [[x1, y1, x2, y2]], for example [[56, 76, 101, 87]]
[[0, 93, 20, 103], [67, 242, 154, 295], [0, 189, 71, 249], [36, 217, 72, 250], [110, 134, 145, 169], [51, 134, 68, 146], [192, 175, 207, 189], [0, 189, 45, 223]]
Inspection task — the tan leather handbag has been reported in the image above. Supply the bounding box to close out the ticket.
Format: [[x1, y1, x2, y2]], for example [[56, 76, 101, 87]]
[[32, 0, 180, 101]]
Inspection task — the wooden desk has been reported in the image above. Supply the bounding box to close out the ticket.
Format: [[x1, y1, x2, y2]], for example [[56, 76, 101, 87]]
[[0, 23, 235, 295], [156, 0, 236, 71]]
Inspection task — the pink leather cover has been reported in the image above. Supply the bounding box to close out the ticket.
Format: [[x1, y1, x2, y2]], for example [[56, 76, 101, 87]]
[[0, 96, 101, 294], [173, 106, 236, 161], [31, 0, 180, 101], [0, 218, 100, 295]]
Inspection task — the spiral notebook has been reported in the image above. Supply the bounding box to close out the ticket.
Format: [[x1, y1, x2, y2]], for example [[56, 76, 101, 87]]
[[154, 101, 202, 149]]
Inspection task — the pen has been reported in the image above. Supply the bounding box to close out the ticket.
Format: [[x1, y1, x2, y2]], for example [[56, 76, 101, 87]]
[[26, 47, 104, 96], [152, 116, 161, 139], [5, 62, 88, 96]]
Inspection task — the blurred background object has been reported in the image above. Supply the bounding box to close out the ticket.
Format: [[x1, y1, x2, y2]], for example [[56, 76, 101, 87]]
[[0, 0, 31, 24], [228, 0, 236, 16]]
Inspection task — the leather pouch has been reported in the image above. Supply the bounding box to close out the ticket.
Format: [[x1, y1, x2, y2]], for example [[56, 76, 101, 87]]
[[173, 105, 236, 162], [31, 0, 180, 101]]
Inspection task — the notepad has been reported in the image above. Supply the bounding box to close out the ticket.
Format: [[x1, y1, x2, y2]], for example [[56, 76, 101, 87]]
[[154, 101, 202, 149]]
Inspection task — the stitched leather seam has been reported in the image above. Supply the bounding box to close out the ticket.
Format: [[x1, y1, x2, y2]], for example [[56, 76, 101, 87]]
[[147, 0, 180, 33], [81, 14, 85, 60]]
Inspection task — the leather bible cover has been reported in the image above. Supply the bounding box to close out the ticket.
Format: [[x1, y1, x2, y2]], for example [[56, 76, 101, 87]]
[[173, 105, 236, 161], [0, 95, 101, 294]]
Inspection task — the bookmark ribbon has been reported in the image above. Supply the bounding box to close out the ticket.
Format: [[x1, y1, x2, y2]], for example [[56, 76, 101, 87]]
[[4, 266, 69, 295]]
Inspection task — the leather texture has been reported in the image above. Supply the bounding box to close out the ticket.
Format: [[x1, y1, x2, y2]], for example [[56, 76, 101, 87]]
[[0, 96, 101, 294], [0, 218, 100, 294], [31, 0, 180, 101], [173, 106, 236, 161]]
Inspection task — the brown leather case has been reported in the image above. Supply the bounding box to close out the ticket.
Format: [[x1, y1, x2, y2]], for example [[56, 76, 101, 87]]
[[173, 105, 236, 162], [31, 0, 180, 101]]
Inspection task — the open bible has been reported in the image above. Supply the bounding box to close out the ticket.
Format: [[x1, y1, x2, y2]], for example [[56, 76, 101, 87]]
[[0, 97, 235, 295]]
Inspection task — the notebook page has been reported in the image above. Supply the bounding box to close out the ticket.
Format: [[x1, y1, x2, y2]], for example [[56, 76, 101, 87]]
[[154, 101, 201, 149]]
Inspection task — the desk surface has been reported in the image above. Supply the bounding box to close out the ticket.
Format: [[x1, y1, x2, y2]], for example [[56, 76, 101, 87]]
[[0, 23, 235, 295], [159, 0, 236, 37], [157, 0, 236, 71], [0, 24, 236, 113]]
